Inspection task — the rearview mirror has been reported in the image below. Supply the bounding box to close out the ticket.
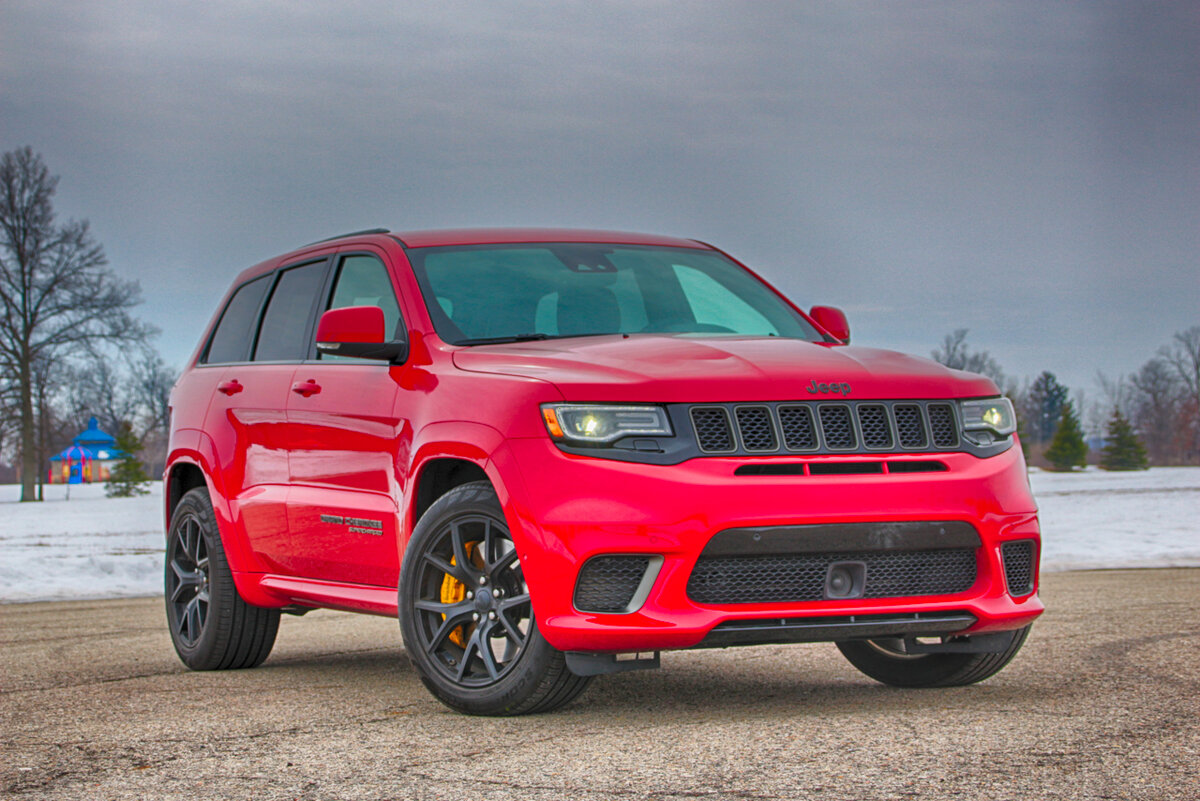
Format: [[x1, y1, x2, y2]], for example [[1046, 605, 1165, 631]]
[[316, 306, 408, 363], [810, 306, 850, 343]]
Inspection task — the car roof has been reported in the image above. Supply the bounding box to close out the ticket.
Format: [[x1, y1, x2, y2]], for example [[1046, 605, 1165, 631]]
[[392, 227, 710, 250], [228, 228, 714, 289]]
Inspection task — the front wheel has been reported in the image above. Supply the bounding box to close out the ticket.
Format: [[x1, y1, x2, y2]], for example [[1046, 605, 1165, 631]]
[[398, 481, 590, 715], [836, 626, 1031, 688]]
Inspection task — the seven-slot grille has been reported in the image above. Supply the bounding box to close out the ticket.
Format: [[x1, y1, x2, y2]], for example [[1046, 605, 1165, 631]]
[[689, 401, 960, 456]]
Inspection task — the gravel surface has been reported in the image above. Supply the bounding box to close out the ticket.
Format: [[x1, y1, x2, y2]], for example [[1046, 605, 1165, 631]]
[[2, 569, 1197, 800]]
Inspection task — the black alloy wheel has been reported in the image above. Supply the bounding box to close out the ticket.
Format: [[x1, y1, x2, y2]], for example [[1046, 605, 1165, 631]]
[[412, 510, 532, 686], [166, 511, 210, 647], [164, 487, 279, 670], [399, 481, 591, 715]]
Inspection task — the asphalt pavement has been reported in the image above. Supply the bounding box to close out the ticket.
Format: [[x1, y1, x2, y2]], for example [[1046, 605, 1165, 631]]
[[1, 569, 1197, 800]]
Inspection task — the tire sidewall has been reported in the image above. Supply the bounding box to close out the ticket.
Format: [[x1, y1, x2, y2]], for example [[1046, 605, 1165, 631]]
[[164, 488, 235, 669]]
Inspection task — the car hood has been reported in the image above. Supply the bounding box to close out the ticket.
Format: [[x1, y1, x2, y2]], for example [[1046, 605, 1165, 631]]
[[451, 335, 998, 402]]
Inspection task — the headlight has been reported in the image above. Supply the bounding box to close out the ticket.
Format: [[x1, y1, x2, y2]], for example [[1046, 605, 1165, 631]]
[[541, 404, 673, 444], [959, 397, 1017, 437]]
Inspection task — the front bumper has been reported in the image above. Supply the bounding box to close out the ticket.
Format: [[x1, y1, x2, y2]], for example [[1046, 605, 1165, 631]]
[[490, 437, 1043, 653]]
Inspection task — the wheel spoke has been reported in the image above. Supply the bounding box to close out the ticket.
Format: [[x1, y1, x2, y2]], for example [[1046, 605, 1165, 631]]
[[182, 597, 201, 642], [498, 593, 531, 613], [487, 546, 519, 580], [422, 601, 475, 653], [475, 623, 500, 680], [450, 522, 481, 582], [456, 629, 481, 682], [169, 561, 204, 602], [495, 608, 525, 646], [423, 552, 470, 585]]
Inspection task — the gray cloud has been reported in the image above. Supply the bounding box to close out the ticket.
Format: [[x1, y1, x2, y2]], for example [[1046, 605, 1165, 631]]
[[1, 1, 1196, 391]]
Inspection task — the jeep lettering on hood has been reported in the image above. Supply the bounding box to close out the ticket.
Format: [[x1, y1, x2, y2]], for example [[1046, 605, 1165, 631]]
[[808, 379, 852, 395]]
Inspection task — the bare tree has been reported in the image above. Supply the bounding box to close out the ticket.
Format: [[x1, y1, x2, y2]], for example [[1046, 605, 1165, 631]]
[[0, 146, 153, 501], [1130, 358, 1180, 465], [1159, 326, 1200, 407], [1159, 326, 1200, 463], [931, 329, 1008, 388]]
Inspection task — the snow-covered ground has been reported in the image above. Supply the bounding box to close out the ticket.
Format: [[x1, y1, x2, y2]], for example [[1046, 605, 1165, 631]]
[[1, 468, 1198, 603]]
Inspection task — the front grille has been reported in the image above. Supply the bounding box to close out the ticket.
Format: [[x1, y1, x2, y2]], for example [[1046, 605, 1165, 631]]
[[735, 406, 777, 451], [819, 405, 857, 449], [928, 403, 959, 448], [574, 556, 651, 613], [858, 404, 894, 449], [691, 407, 735, 453], [778, 405, 818, 450], [1002, 540, 1036, 597], [894, 404, 927, 448], [687, 400, 963, 456], [687, 549, 978, 605]]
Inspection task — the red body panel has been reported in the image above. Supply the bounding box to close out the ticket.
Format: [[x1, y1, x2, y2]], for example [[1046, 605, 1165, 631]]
[[166, 228, 1043, 651]]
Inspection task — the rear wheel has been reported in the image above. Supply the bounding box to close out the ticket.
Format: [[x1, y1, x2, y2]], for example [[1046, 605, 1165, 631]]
[[165, 487, 279, 670], [836, 626, 1031, 687], [398, 481, 591, 715]]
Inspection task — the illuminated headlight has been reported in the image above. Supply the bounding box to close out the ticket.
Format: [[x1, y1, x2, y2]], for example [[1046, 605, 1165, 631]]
[[541, 404, 673, 444], [959, 397, 1017, 437]]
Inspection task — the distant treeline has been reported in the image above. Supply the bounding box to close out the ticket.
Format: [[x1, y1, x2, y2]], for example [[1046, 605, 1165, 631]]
[[932, 327, 1200, 467]]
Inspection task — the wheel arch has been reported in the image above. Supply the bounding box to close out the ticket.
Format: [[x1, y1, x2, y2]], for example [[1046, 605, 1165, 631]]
[[165, 460, 209, 530]]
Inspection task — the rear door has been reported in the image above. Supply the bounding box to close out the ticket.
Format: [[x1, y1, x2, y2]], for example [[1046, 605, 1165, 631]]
[[284, 248, 408, 586], [204, 259, 329, 573]]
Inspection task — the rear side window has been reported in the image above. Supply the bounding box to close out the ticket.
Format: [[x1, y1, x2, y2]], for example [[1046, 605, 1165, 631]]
[[204, 275, 270, 364], [253, 261, 328, 362], [320, 255, 405, 362]]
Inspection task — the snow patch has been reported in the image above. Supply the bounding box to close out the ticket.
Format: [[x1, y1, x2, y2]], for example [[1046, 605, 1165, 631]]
[[1, 468, 1198, 602]]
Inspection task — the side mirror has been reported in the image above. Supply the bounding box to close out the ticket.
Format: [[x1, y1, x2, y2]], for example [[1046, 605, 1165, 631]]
[[316, 306, 408, 363], [810, 305, 850, 343]]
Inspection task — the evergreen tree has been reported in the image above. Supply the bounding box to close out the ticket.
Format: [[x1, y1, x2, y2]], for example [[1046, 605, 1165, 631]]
[[1026, 371, 1069, 445], [105, 423, 151, 497], [1100, 409, 1149, 471], [1043, 401, 1088, 471]]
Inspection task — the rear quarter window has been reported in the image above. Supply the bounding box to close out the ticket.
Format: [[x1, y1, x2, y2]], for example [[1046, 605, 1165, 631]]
[[204, 275, 270, 364]]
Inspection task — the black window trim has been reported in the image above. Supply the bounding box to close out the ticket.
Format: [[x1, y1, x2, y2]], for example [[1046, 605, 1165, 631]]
[[301, 249, 409, 365], [199, 272, 274, 367], [251, 256, 333, 364]]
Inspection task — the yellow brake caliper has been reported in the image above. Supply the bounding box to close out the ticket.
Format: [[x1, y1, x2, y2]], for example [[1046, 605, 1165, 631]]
[[439, 542, 477, 648]]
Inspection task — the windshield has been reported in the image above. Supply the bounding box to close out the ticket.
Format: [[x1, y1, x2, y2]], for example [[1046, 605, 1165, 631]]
[[406, 243, 823, 345]]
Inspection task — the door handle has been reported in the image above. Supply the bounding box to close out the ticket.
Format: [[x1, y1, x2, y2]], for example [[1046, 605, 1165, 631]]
[[291, 379, 322, 397], [217, 379, 243, 396]]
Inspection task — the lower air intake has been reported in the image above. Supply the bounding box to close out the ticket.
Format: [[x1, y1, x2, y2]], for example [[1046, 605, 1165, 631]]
[[574, 555, 652, 613], [687, 549, 977, 605], [1002, 540, 1036, 597]]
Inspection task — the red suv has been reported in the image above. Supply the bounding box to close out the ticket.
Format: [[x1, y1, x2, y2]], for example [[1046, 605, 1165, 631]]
[[164, 228, 1042, 715]]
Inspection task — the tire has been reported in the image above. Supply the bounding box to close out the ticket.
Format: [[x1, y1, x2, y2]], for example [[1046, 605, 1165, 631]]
[[836, 626, 1031, 688], [398, 481, 591, 715], [164, 487, 280, 670]]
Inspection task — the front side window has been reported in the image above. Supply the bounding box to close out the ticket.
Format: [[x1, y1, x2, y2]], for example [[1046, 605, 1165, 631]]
[[406, 244, 821, 344], [204, 274, 270, 364], [253, 261, 328, 362], [320, 255, 405, 362]]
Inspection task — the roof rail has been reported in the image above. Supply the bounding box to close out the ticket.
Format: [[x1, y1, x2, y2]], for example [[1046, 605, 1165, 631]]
[[304, 227, 390, 246]]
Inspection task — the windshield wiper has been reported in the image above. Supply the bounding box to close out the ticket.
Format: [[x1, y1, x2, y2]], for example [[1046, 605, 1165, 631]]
[[455, 333, 552, 345]]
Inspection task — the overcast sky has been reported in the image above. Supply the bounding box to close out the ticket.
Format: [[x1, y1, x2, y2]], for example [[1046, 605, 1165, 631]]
[[1, 1, 1197, 394]]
